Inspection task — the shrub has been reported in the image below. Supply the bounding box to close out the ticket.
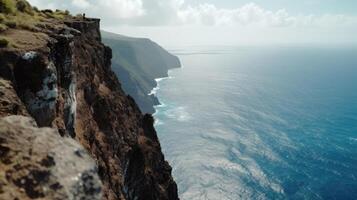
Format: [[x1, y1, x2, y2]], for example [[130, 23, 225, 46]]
[[0, 0, 15, 14], [0, 23, 7, 32], [4, 20, 16, 28], [0, 37, 9, 47], [53, 14, 64, 19], [16, 0, 26, 12], [42, 9, 53, 13], [0, 13, 4, 22], [16, 0, 34, 15], [52, 12, 66, 20]]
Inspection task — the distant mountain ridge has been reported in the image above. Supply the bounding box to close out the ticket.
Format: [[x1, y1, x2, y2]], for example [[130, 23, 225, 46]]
[[102, 31, 181, 114]]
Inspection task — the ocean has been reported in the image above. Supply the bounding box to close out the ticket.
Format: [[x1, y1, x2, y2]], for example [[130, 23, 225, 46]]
[[151, 46, 357, 200]]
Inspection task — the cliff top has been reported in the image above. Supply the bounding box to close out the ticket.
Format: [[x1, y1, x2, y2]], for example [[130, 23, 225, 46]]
[[0, 0, 97, 50]]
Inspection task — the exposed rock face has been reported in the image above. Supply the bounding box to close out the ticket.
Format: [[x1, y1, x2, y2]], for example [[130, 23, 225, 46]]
[[0, 115, 102, 200], [0, 79, 29, 117], [0, 9, 178, 200], [102, 31, 181, 114]]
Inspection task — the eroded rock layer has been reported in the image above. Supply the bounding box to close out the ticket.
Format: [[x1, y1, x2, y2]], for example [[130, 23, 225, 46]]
[[0, 6, 178, 200]]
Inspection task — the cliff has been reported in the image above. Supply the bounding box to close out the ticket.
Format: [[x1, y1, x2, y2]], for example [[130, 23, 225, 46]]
[[102, 31, 181, 114], [0, 1, 178, 199], [0, 115, 102, 200]]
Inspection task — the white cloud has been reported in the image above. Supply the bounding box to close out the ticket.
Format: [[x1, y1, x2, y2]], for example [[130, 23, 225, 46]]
[[28, 0, 357, 28], [177, 2, 357, 28], [29, 0, 145, 19], [71, 0, 90, 9], [27, 0, 357, 45], [177, 3, 297, 27], [99, 0, 145, 19]]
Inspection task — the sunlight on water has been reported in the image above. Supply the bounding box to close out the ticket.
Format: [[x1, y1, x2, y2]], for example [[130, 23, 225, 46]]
[[153, 46, 357, 200]]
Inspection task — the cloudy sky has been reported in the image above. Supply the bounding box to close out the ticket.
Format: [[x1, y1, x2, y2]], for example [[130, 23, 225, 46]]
[[28, 0, 357, 46]]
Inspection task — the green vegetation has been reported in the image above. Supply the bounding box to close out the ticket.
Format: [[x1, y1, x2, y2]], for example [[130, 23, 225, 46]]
[[0, 37, 9, 47], [0, 0, 72, 34], [15, 0, 26, 12], [0, 0, 33, 15], [0, 23, 7, 32], [0, 0, 74, 48], [0, 0, 35, 31], [4, 19, 15, 27], [0, 13, 4, 22], [0, 0, 16, 14], [51, 10, 69, 19]]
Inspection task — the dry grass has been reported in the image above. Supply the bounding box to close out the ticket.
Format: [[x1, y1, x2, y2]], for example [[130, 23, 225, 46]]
[[0, 13, 5, 22], [0, 0, 73, 48], [0, 0, 71, 31], [0, 0, 37, 31], [42, 9, 71, 20], [0, 0, 34, 15], [0, 23, 7, 32]]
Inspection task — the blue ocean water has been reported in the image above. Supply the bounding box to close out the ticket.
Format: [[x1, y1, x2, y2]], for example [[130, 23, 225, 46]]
[[152, 46, 357, 200]]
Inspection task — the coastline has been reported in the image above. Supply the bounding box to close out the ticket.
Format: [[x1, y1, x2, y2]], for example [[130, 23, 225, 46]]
[[148, 76, 174, 96], [150, 67, 182, 123]]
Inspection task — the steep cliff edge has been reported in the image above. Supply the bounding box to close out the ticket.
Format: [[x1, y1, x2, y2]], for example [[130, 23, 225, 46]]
[[102, 31, 181, 114], [0, 1, 178, 199]]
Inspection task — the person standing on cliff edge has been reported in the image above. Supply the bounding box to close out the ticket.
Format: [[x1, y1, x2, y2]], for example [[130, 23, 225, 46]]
[[83, 13, 86, 20]]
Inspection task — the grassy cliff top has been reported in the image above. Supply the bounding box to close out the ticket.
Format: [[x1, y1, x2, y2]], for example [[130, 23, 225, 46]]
[[0, 0, 84, 49]]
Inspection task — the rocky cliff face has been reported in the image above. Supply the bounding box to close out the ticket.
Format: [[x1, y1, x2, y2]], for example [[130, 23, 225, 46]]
[[0, 115, 102, 200], [0, 2, 178, 200], [102, 31, 181, 114]]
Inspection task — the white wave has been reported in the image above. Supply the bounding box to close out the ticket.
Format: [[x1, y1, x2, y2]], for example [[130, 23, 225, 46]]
[[152, 103, 167, 117], [154, 103, 167, 109], [154, 118, 164, 126], [148, 76, 173, 96]]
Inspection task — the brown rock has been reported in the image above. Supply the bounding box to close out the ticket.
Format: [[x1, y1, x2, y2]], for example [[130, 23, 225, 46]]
[[0, 79, 29, 117], [0, 115, 102, 200], [0, 2, 179, 200]]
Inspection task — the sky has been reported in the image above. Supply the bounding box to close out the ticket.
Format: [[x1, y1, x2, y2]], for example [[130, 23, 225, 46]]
[[28, 0, 357, 46]]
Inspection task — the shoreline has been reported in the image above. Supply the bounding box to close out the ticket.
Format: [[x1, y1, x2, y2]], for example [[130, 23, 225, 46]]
[[148, 76, 173, 96], [150, 66, 183, 119]]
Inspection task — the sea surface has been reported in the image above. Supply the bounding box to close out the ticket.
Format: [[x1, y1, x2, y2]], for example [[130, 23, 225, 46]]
[[152, 46, 357, 200]]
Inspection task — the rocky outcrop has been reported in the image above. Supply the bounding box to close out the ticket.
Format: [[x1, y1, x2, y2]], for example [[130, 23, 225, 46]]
[[0, 79, 29, 117], [102, 31, 181, 114], [0, 2, 178, 200], [0, 115, 102, 200]]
